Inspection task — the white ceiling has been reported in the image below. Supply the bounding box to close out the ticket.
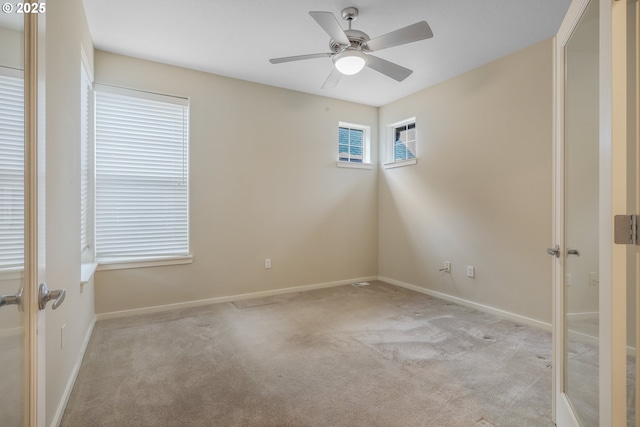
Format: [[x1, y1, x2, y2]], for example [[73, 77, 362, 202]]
[[82, 0, 571, 107]]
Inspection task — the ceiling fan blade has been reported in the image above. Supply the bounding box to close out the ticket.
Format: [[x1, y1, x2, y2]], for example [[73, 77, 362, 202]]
[[366, 21, 433, 52], [270, 53, 332, 64], [309, 11, 350, 46], [366, 55, 413, 82], [321, 67, 342, 89]]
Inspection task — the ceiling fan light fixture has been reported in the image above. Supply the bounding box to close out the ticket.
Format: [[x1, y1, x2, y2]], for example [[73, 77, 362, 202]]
[[333, 50, 367, 75]]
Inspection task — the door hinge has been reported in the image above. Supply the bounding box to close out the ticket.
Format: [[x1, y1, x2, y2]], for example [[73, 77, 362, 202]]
[[614, 214, 638, 245]]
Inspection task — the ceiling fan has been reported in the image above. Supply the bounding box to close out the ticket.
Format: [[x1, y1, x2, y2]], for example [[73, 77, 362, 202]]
[[269, 7, 433, 89]]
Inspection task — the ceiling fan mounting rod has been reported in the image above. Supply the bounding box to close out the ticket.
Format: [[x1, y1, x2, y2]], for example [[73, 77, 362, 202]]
[[341, 7, 359, 29]]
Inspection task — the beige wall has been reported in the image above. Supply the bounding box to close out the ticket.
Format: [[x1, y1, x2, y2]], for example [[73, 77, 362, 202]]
[[378, 40, 554, 324], [45, 1, 96, 426], [93, 52, 379, 314]]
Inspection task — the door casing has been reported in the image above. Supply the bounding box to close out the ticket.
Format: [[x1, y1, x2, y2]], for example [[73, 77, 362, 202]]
[[24, 11, 47, 427], [552, 0, 633, 425]]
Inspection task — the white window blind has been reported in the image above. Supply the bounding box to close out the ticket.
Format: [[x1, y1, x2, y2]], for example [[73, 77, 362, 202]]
[[95, 85, 189, 261], [0, 71, 24, 270], [80, 62, 92, 253]]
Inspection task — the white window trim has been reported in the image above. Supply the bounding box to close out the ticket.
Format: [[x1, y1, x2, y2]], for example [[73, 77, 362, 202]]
[[80, 262, 98, 285], [94, 83, 189, 107], [97, 255, 193, 272], [337, 121, 373, 168], [336, 161, 374, 170], [80, 54, 94, 263], [80, 46, 93, 83], [384, 158, 417, 169], [385, 117, 417, 168]]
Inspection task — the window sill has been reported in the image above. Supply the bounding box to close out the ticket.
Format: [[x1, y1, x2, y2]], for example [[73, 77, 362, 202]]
[[336, 161, 374, 170], [97, 255, 193, 272], [80, 262, 98, 285], [383, 158, 417, 169]]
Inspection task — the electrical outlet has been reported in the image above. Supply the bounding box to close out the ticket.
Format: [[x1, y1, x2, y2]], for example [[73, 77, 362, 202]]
[[590, 272, 599, 286], [566, 273, 572, 286], [265, 258, 271, 269], [466, 266, 475, 278], [444, 261, 451, 273]]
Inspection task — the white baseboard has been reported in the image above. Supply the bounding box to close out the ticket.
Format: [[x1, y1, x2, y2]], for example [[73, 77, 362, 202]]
[[566, 311, 598, 321], [564, 313, 637, 356], [97, 276, 378, 320], [378, 276, 552, 332], [51, 316, 96, 427]]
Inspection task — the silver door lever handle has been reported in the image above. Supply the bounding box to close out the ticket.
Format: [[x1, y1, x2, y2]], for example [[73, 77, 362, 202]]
[[546, 245, 560, 258], [38, 282, 66, 310], [0, 287, 22, 310]]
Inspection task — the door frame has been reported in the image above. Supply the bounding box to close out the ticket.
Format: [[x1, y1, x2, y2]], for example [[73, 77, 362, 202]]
[[553, 0, 632, 426], [24, 10, 46, 427], [605, 0, 634, 426]]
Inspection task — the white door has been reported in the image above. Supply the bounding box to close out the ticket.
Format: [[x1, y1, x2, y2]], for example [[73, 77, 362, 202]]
[[0, 10, 53, 426], [552, 0, 638, 426], [0, 10, 30, 426]]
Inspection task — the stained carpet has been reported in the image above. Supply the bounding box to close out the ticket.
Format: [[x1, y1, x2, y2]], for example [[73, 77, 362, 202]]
[[61, 281, 554, 426]]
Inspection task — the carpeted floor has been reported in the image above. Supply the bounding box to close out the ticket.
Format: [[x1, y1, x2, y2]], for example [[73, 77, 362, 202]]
[[61, 281, 555, 426]]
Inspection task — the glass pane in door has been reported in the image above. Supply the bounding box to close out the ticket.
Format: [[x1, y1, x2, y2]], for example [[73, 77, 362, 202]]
[[0, 10, 25, 427], [564, 0, 600, 425]]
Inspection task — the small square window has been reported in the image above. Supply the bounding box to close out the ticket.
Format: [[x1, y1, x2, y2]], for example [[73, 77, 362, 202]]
[[339, 126, 363, 163], [337, 122, 371, 168], [385, 118, 417, 168], [393, 122, 416, 162]]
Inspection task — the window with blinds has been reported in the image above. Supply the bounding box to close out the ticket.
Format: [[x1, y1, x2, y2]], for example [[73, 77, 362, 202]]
[[0, 70, 24, 270], [80, 62, 92, 253], [94, 85, 189, 261]]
